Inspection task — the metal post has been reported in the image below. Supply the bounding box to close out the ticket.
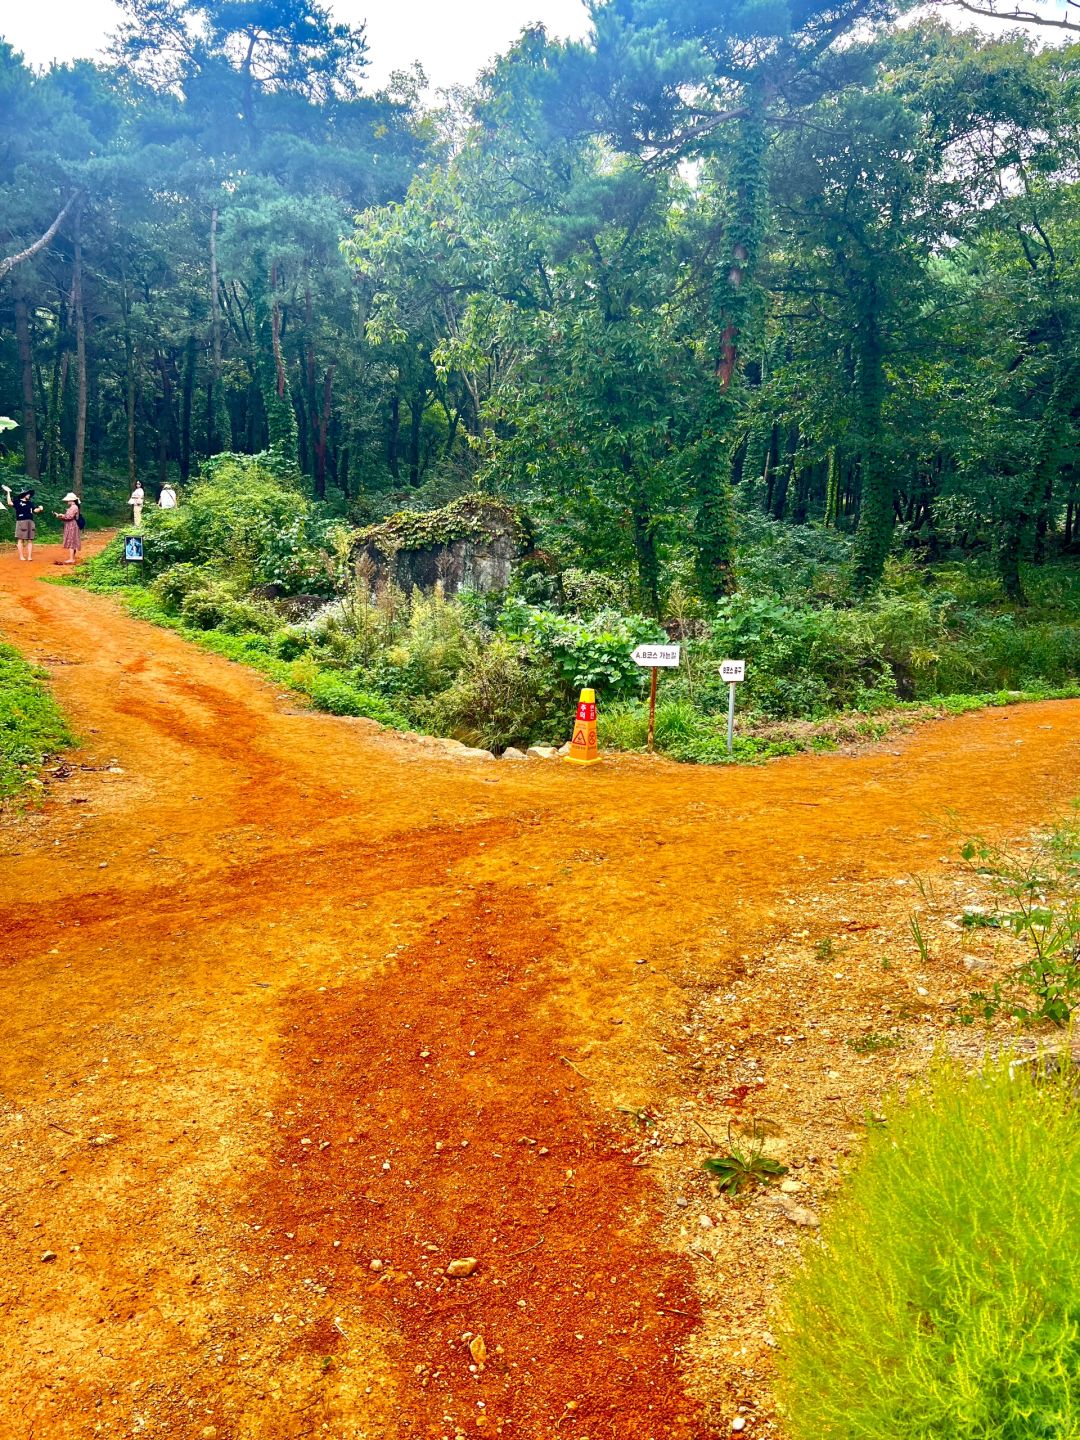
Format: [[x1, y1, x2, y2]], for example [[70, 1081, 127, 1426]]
[[726, 680, 736, 756], [647, 666, 658, 752]]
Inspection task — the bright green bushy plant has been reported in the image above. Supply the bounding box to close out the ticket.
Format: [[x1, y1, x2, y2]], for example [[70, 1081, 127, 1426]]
[[0, 643, 73, 797], [138, 453, 338, 594], [776, 1054, 1080, 1440], [500, 603, 664, 701]]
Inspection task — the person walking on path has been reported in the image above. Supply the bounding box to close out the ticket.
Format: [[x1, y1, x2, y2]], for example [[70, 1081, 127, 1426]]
[[55, 492, 83, 566], [2, 484, 45, 561], [159, 482, 178, 510], [128, 482, 145, 527]]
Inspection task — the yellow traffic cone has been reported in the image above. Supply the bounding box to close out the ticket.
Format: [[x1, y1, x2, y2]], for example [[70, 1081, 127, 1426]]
[[564, 688, 600, 767]]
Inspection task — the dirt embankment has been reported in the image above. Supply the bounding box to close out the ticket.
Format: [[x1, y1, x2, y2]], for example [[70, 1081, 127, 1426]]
[[2, 539, 1079, 1439]]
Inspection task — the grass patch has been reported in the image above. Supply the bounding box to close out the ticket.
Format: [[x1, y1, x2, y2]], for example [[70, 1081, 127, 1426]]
[[776, 1053, 1080, 1439], [0, 642, 73, 798]]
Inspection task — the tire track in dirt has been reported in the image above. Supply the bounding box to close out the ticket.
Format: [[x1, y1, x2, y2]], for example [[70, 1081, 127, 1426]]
[[246, 888, 704, 1440]]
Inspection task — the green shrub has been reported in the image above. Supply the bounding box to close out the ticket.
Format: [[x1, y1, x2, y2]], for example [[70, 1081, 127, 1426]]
[[430, 637, 561, 751], [0, 643, 73, 797], [776, 1054, 1080, 1439], [178, 579, 277, 635], [501, 604, 664, 701], [384, 591, 470, 698], [137, 453, 324, 591]]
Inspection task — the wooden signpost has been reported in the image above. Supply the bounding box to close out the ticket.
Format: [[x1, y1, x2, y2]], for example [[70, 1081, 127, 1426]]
[[631, 643, 681, 752]]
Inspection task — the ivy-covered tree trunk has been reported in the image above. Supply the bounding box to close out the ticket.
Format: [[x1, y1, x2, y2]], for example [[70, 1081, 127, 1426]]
[[691, 420, 736, 599], [255, 264, 298, 463], [630, 494, 661, 617], [852, 306, 891, 589]]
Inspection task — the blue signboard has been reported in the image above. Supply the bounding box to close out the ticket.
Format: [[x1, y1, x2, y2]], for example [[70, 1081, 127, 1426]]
[[124, 535, 144, 563]]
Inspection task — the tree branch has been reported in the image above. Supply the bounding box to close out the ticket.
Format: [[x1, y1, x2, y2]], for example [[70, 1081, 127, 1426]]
[[0, 191, 83, 283], [938, 0, 1080, 32]]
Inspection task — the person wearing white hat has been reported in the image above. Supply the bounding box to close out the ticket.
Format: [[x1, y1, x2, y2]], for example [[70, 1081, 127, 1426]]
[[55, 492, 83, 566]]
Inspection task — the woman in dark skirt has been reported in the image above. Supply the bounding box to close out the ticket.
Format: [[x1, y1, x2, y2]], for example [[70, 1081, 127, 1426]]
[[55, 492, 83, 566]]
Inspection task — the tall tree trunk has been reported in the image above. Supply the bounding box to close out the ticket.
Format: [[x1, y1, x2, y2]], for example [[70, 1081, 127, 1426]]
[[772, 424, 799, 521], [408, 393, 423, 487], [313, 365, 334, 501], [180, 334, 196, 481], [71, 223, 88, 496], [824, 448, 840, 529], [207, 205, 224, 454], [14, 292, 40, 480], [128, 364, 138, 488], [631, 494, 661, 617], [46, 291, 70, 488], [156, 350, 177, 485], [852, 304, 892, 590], [388, 393, 400, 479]]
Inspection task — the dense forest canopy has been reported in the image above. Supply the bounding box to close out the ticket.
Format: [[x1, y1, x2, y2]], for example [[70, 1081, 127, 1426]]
[[1, 0, 1078, 607]]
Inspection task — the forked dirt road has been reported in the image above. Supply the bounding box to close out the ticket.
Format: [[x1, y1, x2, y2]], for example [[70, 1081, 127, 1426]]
[[2, 540, 1079, 1440]]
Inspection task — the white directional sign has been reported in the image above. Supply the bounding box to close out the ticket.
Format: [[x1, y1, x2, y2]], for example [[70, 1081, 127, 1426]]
[[720, 659, 746, 683], [631, 644, 681, 668]]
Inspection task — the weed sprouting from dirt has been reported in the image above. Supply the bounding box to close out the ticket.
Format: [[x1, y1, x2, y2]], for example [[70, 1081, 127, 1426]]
[[702, 1120, 788, 1195], [847, 1031, 904, 1055], [958, 813, 1080, 1026], [909, 911, 931, 964], [814, 937, 836, 963]]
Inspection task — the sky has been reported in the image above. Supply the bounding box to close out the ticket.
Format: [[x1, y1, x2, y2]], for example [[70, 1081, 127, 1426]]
[[1, 0, 594, 92]]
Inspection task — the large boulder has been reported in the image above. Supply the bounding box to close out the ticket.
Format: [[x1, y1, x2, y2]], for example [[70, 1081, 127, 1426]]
[[352, 496, 532, 597]]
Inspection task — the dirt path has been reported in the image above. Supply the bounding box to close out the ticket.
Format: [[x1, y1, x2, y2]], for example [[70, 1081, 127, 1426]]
[[2, 539, 1079, 1440]]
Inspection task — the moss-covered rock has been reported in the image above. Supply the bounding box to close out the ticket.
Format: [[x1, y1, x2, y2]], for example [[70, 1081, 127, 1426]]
[[353, 495, 532, 596]]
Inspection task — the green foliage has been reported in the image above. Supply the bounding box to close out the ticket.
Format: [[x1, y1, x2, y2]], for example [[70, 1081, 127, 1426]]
[[139, 455, 312, 587], [960, 818, 1080, 1026], [357, 495, 531, 556], [702, 1122, 788, 1195], [501, 604, 664, 699], [428, 637, 561, 753], [776, 1054, 1080, 1439], [0, 643, 73, 798]]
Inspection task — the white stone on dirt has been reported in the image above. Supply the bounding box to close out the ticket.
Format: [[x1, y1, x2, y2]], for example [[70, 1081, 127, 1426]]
[[40, 1251, 57, 1263], [731, 1418, 746, 1432], [446, 1257, 479, 1278], [526, 746, 559, 759], [501, 747, 527, 760]]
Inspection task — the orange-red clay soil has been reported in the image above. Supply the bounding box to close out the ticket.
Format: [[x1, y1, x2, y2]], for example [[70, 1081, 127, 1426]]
[[2, 537, 1080, 1440]]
